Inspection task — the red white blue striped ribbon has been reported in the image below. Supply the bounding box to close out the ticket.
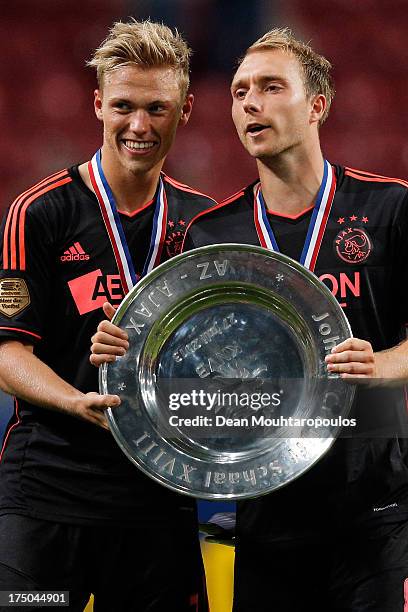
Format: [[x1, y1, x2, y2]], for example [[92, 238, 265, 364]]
[[254, 159, 336, 272], [88, 149, 167, 294]]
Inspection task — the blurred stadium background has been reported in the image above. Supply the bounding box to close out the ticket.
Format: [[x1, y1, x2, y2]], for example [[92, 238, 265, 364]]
[[1, 1, 407, 610], [1, 0, 407, 214]]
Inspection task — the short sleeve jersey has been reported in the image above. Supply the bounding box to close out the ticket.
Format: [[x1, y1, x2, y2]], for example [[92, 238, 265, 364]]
[[0, 165, 216, 526], [184, 164, 408, 535]]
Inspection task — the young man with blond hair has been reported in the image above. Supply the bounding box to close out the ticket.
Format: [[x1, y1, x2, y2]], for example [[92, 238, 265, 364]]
[[182, 28, 408, 611], [0, 19, 215, 610], [92, 25, 408, 612]]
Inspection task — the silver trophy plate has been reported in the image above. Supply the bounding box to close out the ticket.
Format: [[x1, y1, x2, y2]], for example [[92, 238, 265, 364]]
[[100, 244, 355, 499]]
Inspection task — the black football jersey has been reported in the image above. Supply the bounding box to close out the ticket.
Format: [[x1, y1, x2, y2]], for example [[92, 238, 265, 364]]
[[184, 164, 408, 534], [0, 165, 216, 525]]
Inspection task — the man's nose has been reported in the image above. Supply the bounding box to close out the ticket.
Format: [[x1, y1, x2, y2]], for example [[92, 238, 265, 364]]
[[129, 110, 149, 134], [243, 90, 262, 113]]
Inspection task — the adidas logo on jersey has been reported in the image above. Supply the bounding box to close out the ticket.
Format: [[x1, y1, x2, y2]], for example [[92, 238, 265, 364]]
[[60, 242, 90, 262]]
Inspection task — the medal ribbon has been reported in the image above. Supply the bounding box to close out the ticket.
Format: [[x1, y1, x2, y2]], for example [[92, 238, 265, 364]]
[[254, 159, 336, 272], [88, 150, 168, 294]]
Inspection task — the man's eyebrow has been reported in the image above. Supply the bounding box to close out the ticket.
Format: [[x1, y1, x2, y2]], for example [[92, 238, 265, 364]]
[[109, 96, 169, 105], [231, 78, 246, 91], [231, 74, 287, 90], [108, 95, 131, 103], [259, 74, 286, 85]]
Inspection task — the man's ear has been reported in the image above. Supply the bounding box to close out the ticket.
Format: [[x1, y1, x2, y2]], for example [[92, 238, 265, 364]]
[[179, 93, 194, 127], [94, 89, 103, 121], [310, 94, 327, 125]]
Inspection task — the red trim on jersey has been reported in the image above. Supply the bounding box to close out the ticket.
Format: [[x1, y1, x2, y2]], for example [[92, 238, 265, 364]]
[[267, 204, 314, 220], [3, 171, 71, 271], [345, 167, 408, 187], [0, 327, 42, 340], [181, 188, 247, 252], [3, 170, 66, 269], [154, 187, 168, 267], [180, 192, 246, 253], [163, 175, 200, 195], [221, 188, 247, 207], [163, 174, 217, 203], [118, 198, 154, 218], [3, 170, 69, 270], [0, 399, 21, 463], [18, 177, 72, 270], [345, 169, 408, 189]]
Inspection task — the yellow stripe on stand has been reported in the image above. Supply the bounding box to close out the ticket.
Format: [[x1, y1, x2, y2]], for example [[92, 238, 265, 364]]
[[201, 541, 234, 612]]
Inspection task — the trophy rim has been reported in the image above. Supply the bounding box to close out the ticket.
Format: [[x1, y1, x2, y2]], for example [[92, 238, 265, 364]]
[[100, 244, 355, 500], [110, 244, 353, 340]]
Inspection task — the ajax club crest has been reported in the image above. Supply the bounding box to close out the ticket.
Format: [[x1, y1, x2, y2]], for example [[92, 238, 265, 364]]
[[165, 218, 186, 257], [334, 215, 372, 264]]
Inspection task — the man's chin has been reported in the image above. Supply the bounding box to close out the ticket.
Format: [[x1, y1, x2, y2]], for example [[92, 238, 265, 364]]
[[126, 156, 160, 175], [251, 148, 279, 162], [253, 145, 292, 163], [242, 140, 279, 161]]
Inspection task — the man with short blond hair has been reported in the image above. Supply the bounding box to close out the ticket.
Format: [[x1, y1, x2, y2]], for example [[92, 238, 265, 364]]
[[243, 27, 335, 123], [0, 19, 215, 611], [90, 26, 408, 611], [185, 27, 408, 612], [88, 19, 191, 98]]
